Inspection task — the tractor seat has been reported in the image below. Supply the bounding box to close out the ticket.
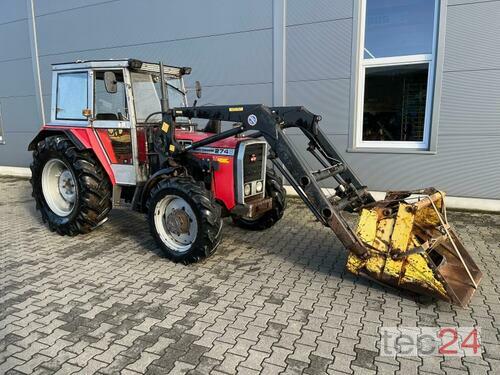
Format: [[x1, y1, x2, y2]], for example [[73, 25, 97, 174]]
[[95, 113, 119, 120]]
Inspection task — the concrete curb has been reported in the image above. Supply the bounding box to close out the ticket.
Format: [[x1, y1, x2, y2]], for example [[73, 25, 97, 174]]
[[284, 186, 500, 213], [0, 166, 31, 179], [1, 166, 498, 212]]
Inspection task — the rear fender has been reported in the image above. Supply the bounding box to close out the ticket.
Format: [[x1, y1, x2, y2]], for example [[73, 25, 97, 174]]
[[28, 127, 116, 185], [28, 128, 85, 151]]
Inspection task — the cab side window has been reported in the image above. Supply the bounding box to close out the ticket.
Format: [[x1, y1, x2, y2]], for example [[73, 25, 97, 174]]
[[95, 71, 128, 121], [56, 72, 88, 120]]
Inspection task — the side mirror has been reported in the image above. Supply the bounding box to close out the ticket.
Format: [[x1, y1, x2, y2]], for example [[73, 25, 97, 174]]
[[195, 80, 202, 99], [104, 71, 117, 94]]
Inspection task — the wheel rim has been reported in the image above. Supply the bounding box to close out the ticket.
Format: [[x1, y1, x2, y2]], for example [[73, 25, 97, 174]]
[[154, 195, 198, 253], [41, 158, 77, 217]]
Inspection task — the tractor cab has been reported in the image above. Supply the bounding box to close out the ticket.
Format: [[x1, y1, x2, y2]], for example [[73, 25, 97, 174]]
[[46, 59, 195, 186]]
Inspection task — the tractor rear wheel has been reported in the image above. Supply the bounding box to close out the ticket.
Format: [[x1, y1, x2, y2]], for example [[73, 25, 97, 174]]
[[147, 177, 222, 264], [233, 168, 287, 230], [30, 135, 112, 235]]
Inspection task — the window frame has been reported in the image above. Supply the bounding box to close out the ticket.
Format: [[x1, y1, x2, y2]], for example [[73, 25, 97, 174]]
[[55, 71, 89, 121], [93, 69, 129, 122], [50, 69, 92, 126], [353, 0, 440, 151]]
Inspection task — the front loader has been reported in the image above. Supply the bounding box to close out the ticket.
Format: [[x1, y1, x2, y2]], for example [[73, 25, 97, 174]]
[[166, 104, 482, 307], [29, 59, 482, 306]]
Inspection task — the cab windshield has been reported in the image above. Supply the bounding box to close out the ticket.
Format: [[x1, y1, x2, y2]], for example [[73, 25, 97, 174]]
[[131, 72, 187, 123]]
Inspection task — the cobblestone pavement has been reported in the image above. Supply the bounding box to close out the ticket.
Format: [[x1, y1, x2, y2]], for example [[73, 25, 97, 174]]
[[0, 177, 499, 375]]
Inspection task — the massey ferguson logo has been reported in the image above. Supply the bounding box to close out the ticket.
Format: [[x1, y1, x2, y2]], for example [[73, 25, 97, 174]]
[[249, 154, 258, 163]]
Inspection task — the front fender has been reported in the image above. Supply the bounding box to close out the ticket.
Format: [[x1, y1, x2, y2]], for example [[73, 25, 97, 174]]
[[137, 167, 179, 212]]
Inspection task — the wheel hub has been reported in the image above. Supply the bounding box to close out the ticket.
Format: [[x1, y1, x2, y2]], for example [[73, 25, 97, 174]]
[[58, 170, 76, 203], [166, 208, 191, 236], [154, 195, 198, 253], [41, 158, 77, 217]]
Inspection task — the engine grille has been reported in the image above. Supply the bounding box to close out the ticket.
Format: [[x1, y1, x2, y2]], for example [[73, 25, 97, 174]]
[[243, 144, 265, 183]]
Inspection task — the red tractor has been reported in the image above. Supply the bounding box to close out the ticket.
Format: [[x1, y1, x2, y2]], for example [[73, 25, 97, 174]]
[[29, 59, 482, 306], [29, 59, 285, 263]]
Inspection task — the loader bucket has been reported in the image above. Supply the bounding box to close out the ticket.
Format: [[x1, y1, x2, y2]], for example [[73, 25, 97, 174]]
[[346, 189, 483, 306]]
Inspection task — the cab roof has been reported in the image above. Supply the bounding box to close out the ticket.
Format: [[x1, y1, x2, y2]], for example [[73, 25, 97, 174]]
[[51, 58, 192, 77]]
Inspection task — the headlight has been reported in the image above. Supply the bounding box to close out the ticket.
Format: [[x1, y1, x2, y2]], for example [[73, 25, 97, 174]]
[[256, 181, 263, 193], [244, 184, 251, 196]]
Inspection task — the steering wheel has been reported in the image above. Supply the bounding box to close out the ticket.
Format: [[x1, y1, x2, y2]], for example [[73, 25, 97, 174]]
[[143, 111, 162, 124]]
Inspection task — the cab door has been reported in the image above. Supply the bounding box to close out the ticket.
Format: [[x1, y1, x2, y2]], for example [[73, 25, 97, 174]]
[[90, 69, 138, 185]]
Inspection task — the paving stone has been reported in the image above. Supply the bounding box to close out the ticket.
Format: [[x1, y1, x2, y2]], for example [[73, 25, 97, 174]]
[[204, 341, 234, 361], [239, 349, 271, 371], [36, 349, 77, 372], [14, 354, 51, 374], [13, 341, 50, 361], [144, 337, 174, 355], [68, 346, 102, 367], [0, 357, 25, 374], [53, 362, 81, 375], [126, 351, 160, 373], [94, 344, 127, 364], [215, 352, 246, 373], [72, 359, 107, 374]]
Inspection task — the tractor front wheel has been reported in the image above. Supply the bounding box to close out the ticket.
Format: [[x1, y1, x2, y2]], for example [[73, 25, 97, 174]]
[[31, 135, 112, 235], [232, 168, 287, 230], [147, 177, 223, 264]]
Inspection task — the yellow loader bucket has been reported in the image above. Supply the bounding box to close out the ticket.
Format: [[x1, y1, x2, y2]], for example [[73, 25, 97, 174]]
[[347, 188, 483, 307]]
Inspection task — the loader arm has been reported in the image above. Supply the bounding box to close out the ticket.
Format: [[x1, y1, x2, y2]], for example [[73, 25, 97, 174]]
[[168, 104, 373, 258]]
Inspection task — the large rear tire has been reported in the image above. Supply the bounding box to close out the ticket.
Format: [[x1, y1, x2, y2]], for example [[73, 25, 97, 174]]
[[232, 168, 287, 230], [147, 177, 222, 264], [30, 135, 112, 235]]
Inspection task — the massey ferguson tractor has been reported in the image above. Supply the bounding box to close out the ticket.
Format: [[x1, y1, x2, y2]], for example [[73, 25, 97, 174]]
[[29, 59, 482, 306]]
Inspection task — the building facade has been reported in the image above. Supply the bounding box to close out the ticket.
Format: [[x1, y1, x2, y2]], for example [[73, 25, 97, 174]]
[[0, 0, 499, 200]]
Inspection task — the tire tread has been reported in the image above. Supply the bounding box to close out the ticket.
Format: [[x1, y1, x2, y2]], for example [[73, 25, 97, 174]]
[[30, 135, 112, 236]]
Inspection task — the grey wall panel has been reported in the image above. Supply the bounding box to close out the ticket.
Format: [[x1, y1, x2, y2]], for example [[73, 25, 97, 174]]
[[35, 0, 118, 16], [36, 0, 272, 56], [448, 0, 498, 5], [286, 79, 350, 135], [444, 1, 500, 72], [439, 70, 500, 136], [0, 20, 31, 62], [287, 0, 352, 25], [0, 96, 41, 133], [38, 29, 272, 96], [42, 94, 51, 124], [287, 19, 352, 82], [0, 0, 27, 24], [0, 59, 36, 98], [287, 134, 500, 199], [200, 83, 272, 107], [0, 131, 36, 166]]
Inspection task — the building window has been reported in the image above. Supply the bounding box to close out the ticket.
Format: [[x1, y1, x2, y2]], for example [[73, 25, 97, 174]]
[[56, 72, 88, 121], [355, 0, 439, 150]]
